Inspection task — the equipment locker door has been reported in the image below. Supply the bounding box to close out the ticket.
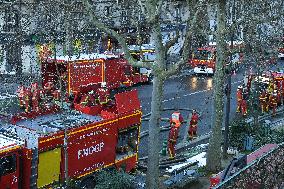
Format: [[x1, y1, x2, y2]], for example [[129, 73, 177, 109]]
[[37, 148, 61, 188]]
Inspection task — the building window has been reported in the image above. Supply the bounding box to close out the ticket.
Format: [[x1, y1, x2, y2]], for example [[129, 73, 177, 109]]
[[105, 6, 111, 16], [122, 11, 127, 21]]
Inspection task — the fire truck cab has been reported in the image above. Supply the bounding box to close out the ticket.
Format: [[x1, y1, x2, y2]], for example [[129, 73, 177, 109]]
[[189, 41, 244, 75], [191, 46, 216, 75], [0, 134, 24, 189]]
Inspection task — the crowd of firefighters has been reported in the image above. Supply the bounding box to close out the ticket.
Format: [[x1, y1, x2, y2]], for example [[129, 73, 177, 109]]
[[236, 74, 284, 117], [167, 110, 200, 159], [16, 81, 60, 113], [16, 81, 111, 113]]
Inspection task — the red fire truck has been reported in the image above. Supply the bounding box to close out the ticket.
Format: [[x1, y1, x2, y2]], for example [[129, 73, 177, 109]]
[[190, 46, 216, 75], [43, 53, 150, 95], [0, 89, 142, 188], [189, 41, 244, 75]]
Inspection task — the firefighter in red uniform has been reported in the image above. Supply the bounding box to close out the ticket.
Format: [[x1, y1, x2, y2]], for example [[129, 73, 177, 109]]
[[247, 75, 253, 92], [170, 111, 183, 128], [167, 123, 179, 159], [52, 90, 61, 101], [80, 91, 96, 107], [276, 80, 281, 92], [96, 82, 110, 105], [267, 81, 275, 94], [282, 79, 284, 103], [276, 90, 282, 106], [44, 81, 55, 101], [241, 87, 248, 116], [188, 110, 199, 140], [31, 82, 40, 112], [259, 91, 268, 113], [16, 82, 25, 108], [236, 86, 243, 113], [73, 91, 82, 104], [269, 92, 278, 116], [23, 87, 32, 113]]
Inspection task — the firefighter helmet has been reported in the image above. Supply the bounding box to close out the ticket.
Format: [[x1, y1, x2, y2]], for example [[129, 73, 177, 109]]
[[273, 90, 277, 95], [101, 82, 107, 88], [237, 85, 243, 89]]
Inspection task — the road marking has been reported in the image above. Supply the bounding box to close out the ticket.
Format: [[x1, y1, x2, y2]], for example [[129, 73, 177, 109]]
[[143, 79, 243, 112], [162, 80, 242, 102], [182, 89, 211, 97]]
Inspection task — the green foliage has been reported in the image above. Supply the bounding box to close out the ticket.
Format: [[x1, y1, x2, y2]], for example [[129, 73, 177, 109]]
[[271, 128, 284, 144], [94, 169, 135, 189], [230, 118, 284, 150], [66, 179, 79, 189], [229, 118, 250, 149], [252, 124, 272, 148]]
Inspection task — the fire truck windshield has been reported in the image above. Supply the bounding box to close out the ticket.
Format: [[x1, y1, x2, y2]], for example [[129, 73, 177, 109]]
[[194, 50, 213, 60], [0, 154, 16, 176]]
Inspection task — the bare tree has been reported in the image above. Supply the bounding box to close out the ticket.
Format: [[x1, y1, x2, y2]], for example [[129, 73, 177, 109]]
[[206, 0, 226, 172], [206, 0, 284, 172], [82, 0, 206, 188]]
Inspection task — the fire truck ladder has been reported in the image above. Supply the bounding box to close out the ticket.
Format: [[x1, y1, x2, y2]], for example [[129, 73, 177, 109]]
[[30, 148, 39, 189]]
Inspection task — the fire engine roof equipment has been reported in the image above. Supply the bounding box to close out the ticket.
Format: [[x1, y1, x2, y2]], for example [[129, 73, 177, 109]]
[[10, 111, 102, 135], [0, 133, 24, 153]]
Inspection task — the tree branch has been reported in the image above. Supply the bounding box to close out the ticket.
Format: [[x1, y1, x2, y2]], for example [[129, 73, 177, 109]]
[[164, 30, 180, 52], [82, 0, 152, 68], [155, 0, 163, 17], [144, 0, 162, 24], [137, 0, 146, 16], [164, 0, 206, 77]]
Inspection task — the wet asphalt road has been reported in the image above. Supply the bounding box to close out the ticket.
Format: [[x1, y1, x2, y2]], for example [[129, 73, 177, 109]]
[[135, 70, 245, 157]]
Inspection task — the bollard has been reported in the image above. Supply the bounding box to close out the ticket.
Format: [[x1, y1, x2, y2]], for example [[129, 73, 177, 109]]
[[243, 135, 254, 151], [161, 140, 168, 156]]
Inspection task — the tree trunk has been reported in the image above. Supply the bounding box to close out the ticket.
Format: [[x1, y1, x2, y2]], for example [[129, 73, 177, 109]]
[[146, 76, 164, 189], [206, 0, 226, 172], [145, 19, 166, 188]]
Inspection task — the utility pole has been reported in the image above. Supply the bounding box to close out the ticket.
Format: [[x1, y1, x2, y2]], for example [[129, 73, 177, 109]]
[[63, 1, 73, 186], [223, 0, 235, 158]]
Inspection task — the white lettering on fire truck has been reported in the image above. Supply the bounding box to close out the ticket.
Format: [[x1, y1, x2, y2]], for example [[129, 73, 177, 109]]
[[73, 64, 100, 69], [12, 175, 18, 184], [79, 128, 110, 140], [74, 161, 105, 175], [77, 142, 104, 159]]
